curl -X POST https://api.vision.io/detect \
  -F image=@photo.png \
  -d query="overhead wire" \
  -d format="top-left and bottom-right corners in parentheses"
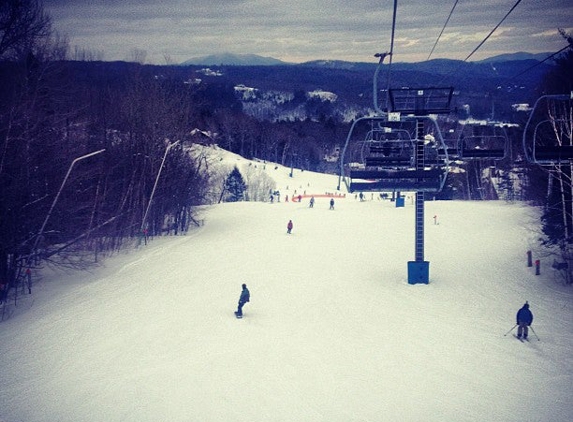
top-left (506, 44), bottom-right (570, 82)
top-left (461, 0), bottom-right (523, 63)
top-left (427, 0), bottom-right (459, 61)
top-left (437, 0), bottom-right (524, 85)
top-left (373, 0), bottom-right (398, 113)
top-left (384, 0), bottom-right (399, 110)
top-left (380, 0), bottom-right (538, 104)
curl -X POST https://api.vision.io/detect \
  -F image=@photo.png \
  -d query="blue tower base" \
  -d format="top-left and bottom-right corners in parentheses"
top-left (396, 197), bottom-right (405, 207)
top-left (408, 261), bottom-right (429, 284)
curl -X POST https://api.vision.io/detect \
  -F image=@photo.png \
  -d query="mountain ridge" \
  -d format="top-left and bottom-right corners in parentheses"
top-left (180, 51), bottom-right (555, 67)
top-left (181, 53), bottom-right (288, 66)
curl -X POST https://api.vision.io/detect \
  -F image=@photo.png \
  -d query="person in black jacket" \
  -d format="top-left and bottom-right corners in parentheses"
top-left (235, 284), bottom-right (250, 318)
top-left (516, 302), bottom-right (533, 339)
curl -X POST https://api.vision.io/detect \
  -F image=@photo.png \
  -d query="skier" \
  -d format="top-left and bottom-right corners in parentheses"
top-left (516, 301), bottom-right (533, 340)
top-left (329, 198), bottom-right (335, 210)
top-left (309, 196), bottom-right (315, 208)
top-left (235, 283), bottom-right (250, 318)
top-left (287, 219), bottom-right (293, 234)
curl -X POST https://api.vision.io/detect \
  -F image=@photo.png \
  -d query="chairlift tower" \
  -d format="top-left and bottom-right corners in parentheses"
top-left (388, 88), bottom-right (453, 284)
top-left (338, 87), bottom-right (453, 284)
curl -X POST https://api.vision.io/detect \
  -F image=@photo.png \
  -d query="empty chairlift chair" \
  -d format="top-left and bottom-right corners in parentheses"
top-left (523, 93), bottom-right (573, 165)
top-left (457, 123), bottom-right (509, 160)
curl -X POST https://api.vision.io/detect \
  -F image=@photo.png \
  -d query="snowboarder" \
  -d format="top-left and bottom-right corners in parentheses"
top-left (329, 198), bottom-right (335, 210)
top-left (287, 219), bottom-right (293, 234)
top-left (516, 301), bottom-right (533, 340)
top-left (235, 283), bottom-right (250, 318)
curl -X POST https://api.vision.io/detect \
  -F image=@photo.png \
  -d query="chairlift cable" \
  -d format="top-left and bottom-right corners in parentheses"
top-left (461, 0), bottom-right (523, 63)
top-left (384, 0), bottom-right (399, 110)
top-left (506, 44), bottom-right (570, 82)
top-left (437, 0), bottom-right (523, 85)
top-left (426, 0), bottom-right (459, 61)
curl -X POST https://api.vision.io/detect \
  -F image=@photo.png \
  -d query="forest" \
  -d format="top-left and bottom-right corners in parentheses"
top-left (1, 0), bottom-right (572, 299)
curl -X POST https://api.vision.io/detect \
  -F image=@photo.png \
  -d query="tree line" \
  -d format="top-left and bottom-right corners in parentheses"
top-left (0, 1), bottom-right (572, 294)
top-left (0, 0), bottom-right (344, 296)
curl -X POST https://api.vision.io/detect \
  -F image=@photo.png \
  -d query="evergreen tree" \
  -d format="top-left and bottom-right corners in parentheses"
top-left (224, 166), bottom-right (247, 202)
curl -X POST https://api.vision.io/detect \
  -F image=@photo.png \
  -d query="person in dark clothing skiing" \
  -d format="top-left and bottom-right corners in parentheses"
top-left (287, 220), bottom-right (293, 234)
top-left (516, 302), bottom-right (533, 339)
top-left (235, 283), bottom-right (250, 318)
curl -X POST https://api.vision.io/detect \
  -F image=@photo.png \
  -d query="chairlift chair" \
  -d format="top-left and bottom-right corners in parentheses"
top-left (338, 115), bottom-right (449, 193)
top-left (523, 93), bottom-right (573, 165)
top-left (457, 122), bottom-right (509, 160)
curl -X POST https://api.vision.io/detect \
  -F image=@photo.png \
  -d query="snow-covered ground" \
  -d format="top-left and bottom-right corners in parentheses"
top-left (1, 150), bottom-right (572, 422)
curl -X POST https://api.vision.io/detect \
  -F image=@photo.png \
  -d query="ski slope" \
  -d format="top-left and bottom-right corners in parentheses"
top-left (1, 149), bottom-right (572, 422)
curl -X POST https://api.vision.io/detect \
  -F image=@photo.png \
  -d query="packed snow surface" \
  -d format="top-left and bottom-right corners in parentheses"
top-left (1, 150), bottom-right (572, 422)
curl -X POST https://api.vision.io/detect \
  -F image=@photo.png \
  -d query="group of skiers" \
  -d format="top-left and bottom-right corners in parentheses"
top-left (235, 281), bottom-right (537, 339)
top-left (283, 197), bottom-right (335, 236)
top-left (236, 287), bottom-right (537, 340)
top-left (308, 196), bottom-right (335, 209)
top-left (235, 284), bottom-right (536, 334)
top-left (246, 194), bottom-right (538, 330)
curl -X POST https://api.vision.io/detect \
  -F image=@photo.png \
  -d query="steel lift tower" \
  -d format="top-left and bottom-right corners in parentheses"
top-left (339, 87), bottom-right (453, 284)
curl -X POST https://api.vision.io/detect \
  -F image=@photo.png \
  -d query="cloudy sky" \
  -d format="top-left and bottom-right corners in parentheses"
top-left (44, 0), bottom-right (572, 64)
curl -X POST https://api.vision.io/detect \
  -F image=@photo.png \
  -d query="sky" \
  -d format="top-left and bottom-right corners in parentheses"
top-left (43, 0), bottom-right (573, 64)
top-left (1, 146), bottom-right (572, 422)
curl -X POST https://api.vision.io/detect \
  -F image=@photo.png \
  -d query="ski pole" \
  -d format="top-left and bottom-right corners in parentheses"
top-left (529, 326), bottom-right (540, 341)
top-left (503, 324), bottom-right (518, 336)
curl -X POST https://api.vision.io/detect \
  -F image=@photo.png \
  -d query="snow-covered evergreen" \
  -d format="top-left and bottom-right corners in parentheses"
top-left (223, 166), bottom-right (247, 202)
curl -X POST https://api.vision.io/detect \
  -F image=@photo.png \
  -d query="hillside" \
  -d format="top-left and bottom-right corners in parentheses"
top-left (188, 57), bottom-right (552, 121)
top-left (1, 150), bottom-right (572, 422)
top-left (20, 54), bottom-right (552, 127)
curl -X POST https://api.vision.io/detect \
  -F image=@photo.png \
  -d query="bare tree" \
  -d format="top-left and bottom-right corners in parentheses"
top-left (0, 0), bottom-right (52, 60)
top-left (534, 30), bottom-right (573, 283)
top-left (129, 48), bottom-right (147, 64)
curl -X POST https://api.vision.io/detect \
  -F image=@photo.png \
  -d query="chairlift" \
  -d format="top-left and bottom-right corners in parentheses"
top-left (338, 115), bottom-right (449, 193)
top-left (457, 122), bottom-right (509, 160)
top-left (523, 93), bottom-right (573, 165)
top-left (363, 123), bottom-right (415, 166)
top-left (361, 34), bottom-right (454, 283)
top-left (388, 87), bottom-right (454, 115)
top-left (441, 137), bottom-right (460, 160)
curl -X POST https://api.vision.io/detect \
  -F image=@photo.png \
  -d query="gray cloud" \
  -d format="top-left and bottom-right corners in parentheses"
top-left (44, 0), bottom-right (573, 64)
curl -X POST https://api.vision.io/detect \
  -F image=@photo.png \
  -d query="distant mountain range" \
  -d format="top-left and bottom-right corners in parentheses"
top-left (180, 51), bottom-right (554, 67)
top-left (478, 52), bottom-right (553, 63)
top-left (181, 53), bottom-right (286, 66)
top-left (174, 50), bottom-right (557, 123)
